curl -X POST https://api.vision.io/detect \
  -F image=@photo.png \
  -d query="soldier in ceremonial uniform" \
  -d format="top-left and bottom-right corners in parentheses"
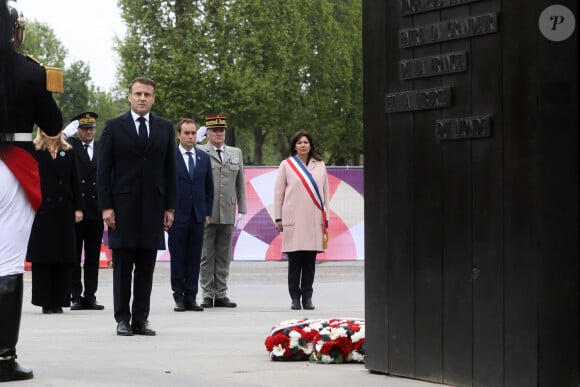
top-left (63, 112), bottom-right (105, 311)
top-left (0, 0), bottom-right (63, 382)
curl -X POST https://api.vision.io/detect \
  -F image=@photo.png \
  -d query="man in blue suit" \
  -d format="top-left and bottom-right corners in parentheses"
top-left (168, 118), bottom-right (214, 312)
top-left (97, 77), bottom-right (177, 336)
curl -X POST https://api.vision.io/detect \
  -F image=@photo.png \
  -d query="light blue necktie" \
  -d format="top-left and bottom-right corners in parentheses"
top-left (186, 151), bottom-right (195, 178)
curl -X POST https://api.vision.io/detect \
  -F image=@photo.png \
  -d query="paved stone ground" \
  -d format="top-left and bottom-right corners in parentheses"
top-left (13, 261), bottom-right (447, 387)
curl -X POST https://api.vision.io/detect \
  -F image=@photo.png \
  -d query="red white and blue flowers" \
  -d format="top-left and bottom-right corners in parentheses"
top-left (265, 318), bottom-right (365, 364)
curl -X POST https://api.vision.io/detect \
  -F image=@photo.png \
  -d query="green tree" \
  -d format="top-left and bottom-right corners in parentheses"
top-left (117, 0), bottom-right (210, 120)
top-left (295, 0), bottom-right (363, 165)
top-left (116, 0), bottom-right (363, 165)
top-left (60, 60), bottom-right (91, 122)
top-left (21, 19), bottom-right (126, 137)
top-left (20, 20), bottom-right (66, 68)
top-left (88, 88), bottom-right (127, 137)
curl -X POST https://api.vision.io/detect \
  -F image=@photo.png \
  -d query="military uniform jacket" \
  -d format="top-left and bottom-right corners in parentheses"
top-left (198, 144), bottom-right (247, 224)
top-left (2, 53), bottom-right (62, 152)
top-left (27, 149), bottom-right (82, 263)
top-left (68, 138), bottom-right (100, 220)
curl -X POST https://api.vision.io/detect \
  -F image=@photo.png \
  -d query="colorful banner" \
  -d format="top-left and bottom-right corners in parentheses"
top-left (102, 167), bottom-right (364, 262)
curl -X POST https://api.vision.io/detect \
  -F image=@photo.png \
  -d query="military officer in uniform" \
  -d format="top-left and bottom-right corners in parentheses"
top-left (0, 0), bottom-right (63, 381)
top-left (199, 115), bottom-right (246, 308)
top-left (64, 112), bottom-right (105, 310)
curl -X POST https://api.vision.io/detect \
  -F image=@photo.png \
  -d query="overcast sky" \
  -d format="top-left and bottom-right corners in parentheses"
top-left (21, 0), bottom-right (126, 91)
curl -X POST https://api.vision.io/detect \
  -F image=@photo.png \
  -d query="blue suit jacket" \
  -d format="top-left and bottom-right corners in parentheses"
top-left (174, 146), bottom-right (214, 224)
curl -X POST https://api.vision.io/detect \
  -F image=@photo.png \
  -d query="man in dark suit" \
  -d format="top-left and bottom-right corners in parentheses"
top-left (64, 112), bottom-right (105, 311)
top-left (97, 77), bottom-right (177, 337)
top-left (168, 118), bottom-right (213, 312)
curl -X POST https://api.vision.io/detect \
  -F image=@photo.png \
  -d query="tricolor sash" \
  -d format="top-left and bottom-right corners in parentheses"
top-left (286, 155), bottom-right (328, 249)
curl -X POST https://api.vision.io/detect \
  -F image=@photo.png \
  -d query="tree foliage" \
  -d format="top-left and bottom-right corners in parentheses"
top-left (20, 20), bottom-right (66, 68)
top-left (21, 20), bottom-right (124, 135)
top-left (116, 0), bottom-right (362, 165)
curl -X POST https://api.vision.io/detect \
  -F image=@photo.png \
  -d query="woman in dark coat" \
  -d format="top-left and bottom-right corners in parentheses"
top-left (27, 130), bottom-right (83, 314)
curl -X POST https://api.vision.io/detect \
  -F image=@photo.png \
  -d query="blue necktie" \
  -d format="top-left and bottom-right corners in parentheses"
top-left (186, 151), bottom-right (195, 178)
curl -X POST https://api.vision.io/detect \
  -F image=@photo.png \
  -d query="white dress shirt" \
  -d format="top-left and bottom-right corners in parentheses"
top-left (131, 111), bottom-right (150, 136)
top-left (179, 145), bottom-right (196, 173)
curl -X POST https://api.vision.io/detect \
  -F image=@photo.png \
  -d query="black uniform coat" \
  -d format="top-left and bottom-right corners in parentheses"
top-left (1, 53), bottom-right (62, 146)
top-left (27, 149), bottom-right (82, 263)
top-left (97, 111), bottom-right (177, 250)
top-left (68, 138), bottom-right (100, 220)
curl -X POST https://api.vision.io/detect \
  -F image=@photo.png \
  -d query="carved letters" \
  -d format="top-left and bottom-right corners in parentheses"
top-left (399, 13), bottom-right (498, 48)
top-left (385, 2), bottom-right (497, 139)
top-left (400, 0), bottom-right (481, 16)
top-left (436, 116), bottom-right (492, 139)
top-left (400, 51), bottom-right (467, 80)
top-left (385, 87), bottom-right (452, 113)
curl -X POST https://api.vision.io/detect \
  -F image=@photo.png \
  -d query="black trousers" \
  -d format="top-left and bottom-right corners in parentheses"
top-left (71, 219), bottom-right (104, 302)
top-left (287, 250), bottom-right (317, 301)
top-left (112, 248), bottom-right (156, 325)
top-left (31, 262), bottom-right (72, 308)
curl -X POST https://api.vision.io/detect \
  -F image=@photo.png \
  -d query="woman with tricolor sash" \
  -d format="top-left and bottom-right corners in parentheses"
top-left (274, 131), bottom-right (329, 311)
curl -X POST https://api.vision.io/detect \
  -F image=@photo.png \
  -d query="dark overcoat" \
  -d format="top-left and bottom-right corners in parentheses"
top-left (27, 148), bottom-right (82, 263)
top-left (97, 111), bottom-right (177, 249)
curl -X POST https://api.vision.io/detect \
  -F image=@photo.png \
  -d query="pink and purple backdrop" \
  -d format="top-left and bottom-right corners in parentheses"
top-left (102, 167), bottom-right (364, 262)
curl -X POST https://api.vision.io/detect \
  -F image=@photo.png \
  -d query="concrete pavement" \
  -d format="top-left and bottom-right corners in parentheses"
top-left (13, 261), bottom-right (446, 387)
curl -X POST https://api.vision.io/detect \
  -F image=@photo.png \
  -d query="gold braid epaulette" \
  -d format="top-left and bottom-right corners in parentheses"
top-left (25, 54), bottom-right (64, 94)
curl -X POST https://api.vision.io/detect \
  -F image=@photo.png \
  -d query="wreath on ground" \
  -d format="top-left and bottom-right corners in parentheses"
top-left (264, 318), bottom-right (365, 364)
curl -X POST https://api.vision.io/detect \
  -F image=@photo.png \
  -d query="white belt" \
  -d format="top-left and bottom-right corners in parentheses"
top-left (13, 133), bottom-right (32, 142)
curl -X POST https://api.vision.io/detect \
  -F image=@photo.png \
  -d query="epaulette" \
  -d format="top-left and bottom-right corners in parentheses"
top-left (26, 54), bottom-right (64, 94)
top-left (25, 54), bottom-right (41, 65)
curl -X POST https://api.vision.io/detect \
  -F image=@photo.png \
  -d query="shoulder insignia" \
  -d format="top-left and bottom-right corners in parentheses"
top-left (26, 54), bottom-right (42, 65)
top-left (45, 66), bottom-right (64, 93)
top-left (25, 55), bottom-right (64, 93)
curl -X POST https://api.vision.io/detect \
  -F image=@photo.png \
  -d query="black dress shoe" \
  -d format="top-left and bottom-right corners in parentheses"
top-left (214, 297), bottom-right (236, 308)
top-left (0, 360), bottom-right (33, 382)
top-left (174, 300), bottom-right (186, 312)
top-left (53, 307), bottom-right (63, 314)
top-left (83, 299), bottom-right (105, 310)
top-left (302, 299), bottom-right (315, 310)
top-left (11, 361), bottom-right (33, 381)
top-left (201, 297), bottom-right (213, 308)
top-left (116, 320), bottom-right (133, 336)
top-left (185, 301), bottom-right (204, 311)
top-left (42, 307), bottom-right (53, 314)
top-left (70, 298), bottom-right (84, 310)
top-left (291, 299), bottom-right (301, 310)
top-left (132, 321), bottom-right (156, 336)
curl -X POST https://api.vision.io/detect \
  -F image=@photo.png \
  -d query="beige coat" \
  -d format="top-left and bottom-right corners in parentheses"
top-left (198, 144), bottom-right (247, 224)
top-left (274, 158), bottom-right (329, 253)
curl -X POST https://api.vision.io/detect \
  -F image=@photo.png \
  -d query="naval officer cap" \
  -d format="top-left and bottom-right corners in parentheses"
top-left (71, 111), bottom-right (98, 129)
